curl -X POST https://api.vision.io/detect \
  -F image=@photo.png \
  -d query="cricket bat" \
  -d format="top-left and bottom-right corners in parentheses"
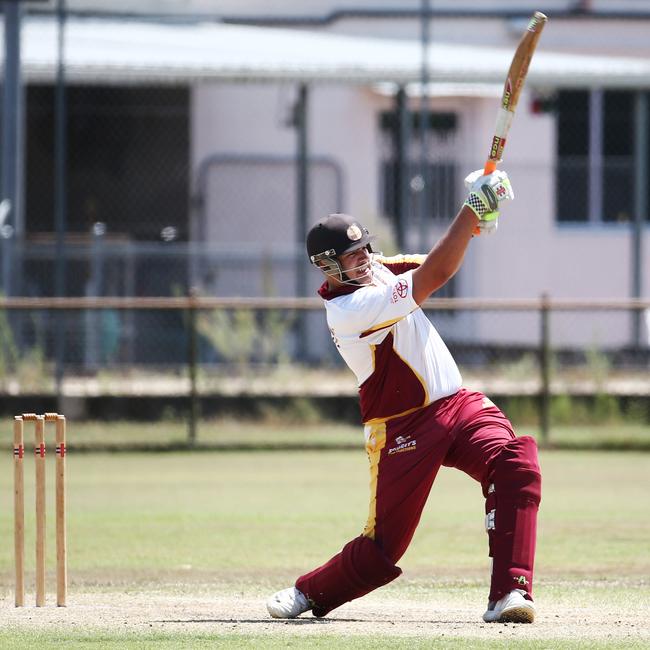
top-left (474, 11), bottom-right (547, 233)
top-left (485, 11), bottom-right (547, 174)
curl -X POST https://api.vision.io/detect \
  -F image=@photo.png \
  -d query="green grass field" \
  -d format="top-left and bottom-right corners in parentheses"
top-left (0, 427), bottom-right (649, 647)
top-left (1, 418), bottom-right (645, 451)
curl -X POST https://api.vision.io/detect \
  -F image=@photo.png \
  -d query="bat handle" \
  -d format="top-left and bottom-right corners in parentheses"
top-left (472, 160), bottom-right (498, 234)
top-left (483, 160), bottom-right (497, 175)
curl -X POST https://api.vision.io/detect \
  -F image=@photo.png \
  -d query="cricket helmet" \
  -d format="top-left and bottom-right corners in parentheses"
top-left (306, 214), bottom-right (375, 281)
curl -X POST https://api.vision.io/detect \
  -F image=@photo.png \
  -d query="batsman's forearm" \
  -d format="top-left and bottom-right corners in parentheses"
top-left (411, 206), bottom-right (479, 304)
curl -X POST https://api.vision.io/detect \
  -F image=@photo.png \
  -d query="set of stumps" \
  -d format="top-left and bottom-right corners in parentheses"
top-left (13, 413), bottom-right (67, 607)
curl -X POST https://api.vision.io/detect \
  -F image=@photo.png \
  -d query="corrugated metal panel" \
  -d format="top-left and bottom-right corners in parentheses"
top-left (3, 17), bottom-right (650, 87)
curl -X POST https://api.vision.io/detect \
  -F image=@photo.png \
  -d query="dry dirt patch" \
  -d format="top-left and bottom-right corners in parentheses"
top-left (1, 591), bottom-right (649, 644)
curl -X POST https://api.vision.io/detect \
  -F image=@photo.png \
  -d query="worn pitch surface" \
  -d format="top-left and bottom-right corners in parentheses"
top-left (1, 581), bottom-right (649, 645)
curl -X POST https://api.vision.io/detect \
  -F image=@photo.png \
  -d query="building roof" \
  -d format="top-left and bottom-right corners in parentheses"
top-left (6, 17), bottom-right (650, 88)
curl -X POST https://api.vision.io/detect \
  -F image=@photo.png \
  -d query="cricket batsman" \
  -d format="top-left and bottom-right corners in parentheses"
top-left (266, 168), bottom-right (541, 623)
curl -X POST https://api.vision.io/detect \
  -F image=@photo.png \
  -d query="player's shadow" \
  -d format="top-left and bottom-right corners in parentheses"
top-left (155, 617), bottom-right (366, 625)
top-left (154, 617), bottom-right (456, 625)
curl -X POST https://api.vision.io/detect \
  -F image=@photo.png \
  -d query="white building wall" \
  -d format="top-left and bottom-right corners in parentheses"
top-left (191, 78), bottom-right (650, 347)
top-left (191, 83), bottom-right (382, 236)
top-left (193, 83), bottom-right (295, 160)
top-left (311, 86), bottom-right (382, 227)
top-left (471, 95), bottom-right (557, 300)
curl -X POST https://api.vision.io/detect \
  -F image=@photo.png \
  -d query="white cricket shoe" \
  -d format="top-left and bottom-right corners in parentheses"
top-left (483, 588), bottom-right (535, 623)
top-left (266, 587), bottom-right (311, 619)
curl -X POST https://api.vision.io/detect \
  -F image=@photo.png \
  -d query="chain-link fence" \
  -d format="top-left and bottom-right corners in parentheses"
top-left (1, 10), bottom-right (648, 295)
top-left (1, 297), bottom-right (648, 443)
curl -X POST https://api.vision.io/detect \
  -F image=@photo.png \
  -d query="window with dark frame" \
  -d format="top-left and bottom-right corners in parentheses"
top-left (26, 85), bottom-right (190, 241)
top-left (23, 84), bottom-right (190, 300)
top-left (556, 89), bottom-right (650, 224)
top-left (379, 111), bottom-right (458, 225)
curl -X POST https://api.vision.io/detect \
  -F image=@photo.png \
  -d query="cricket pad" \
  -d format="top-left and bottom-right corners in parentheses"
top-left (296, 535), bottom-right (402, 617)
top-left (487, 435), bottom-right (542, 601)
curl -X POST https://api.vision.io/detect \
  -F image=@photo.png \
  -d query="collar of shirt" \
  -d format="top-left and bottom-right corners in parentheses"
top-left (317, 279), bottom-right (360, 301)
top-left (317, 261), bottom-right (396, 300)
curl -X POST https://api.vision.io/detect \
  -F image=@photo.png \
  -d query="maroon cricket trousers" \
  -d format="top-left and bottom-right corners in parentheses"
top-left (296, 388), bottom-right (542, 617)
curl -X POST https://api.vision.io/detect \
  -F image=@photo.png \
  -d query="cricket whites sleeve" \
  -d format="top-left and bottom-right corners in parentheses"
top-left (324, 264), bottom-right (462, 423)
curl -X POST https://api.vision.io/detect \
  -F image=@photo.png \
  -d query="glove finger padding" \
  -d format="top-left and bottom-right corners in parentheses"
top-left (464, 169), bottom-right (514, 201)
top-left (463, 169), bottom-right (514, 223)
top-left (464, 169), bottom-right (484, 189)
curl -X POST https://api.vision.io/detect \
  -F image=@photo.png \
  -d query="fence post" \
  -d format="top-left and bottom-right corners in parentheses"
top-left (539, 292), bottom-right (551, 444)
top-left (187, 289), bottom-right (199, 447)
top-left (294, 83), bottom-right (309, 362)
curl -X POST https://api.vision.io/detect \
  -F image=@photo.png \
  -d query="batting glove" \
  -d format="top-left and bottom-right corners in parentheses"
top-left (463, 169), bottom-right (514, 235)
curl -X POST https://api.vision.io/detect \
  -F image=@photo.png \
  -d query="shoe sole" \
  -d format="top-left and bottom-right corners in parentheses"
top-left (496, 606), bottom-right (535, 624)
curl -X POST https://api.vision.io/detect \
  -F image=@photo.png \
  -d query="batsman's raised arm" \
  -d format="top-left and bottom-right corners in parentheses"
top-left (411, 168), bottom-right (514, 305)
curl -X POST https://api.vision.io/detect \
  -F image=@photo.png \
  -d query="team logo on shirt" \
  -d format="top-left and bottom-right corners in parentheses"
top-left (391, 279), bottom-right (408, 303)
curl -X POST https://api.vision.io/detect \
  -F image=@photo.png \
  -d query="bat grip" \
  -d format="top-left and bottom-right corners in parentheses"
top-left (483, 160), bottom-right (497, 175)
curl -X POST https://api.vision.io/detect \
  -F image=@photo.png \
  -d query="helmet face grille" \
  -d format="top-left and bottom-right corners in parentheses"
top-left (315, 256), bottom-right (344, 281)
top-left (309, 249), bottom-right (336, 264)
